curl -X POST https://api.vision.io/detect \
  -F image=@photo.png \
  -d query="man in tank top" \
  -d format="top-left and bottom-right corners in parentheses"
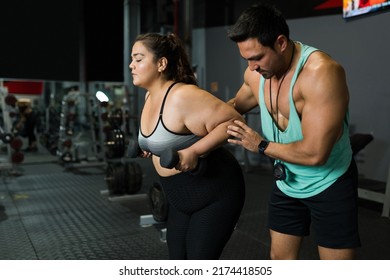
top-left (226, 3), bottom-right (361, 260)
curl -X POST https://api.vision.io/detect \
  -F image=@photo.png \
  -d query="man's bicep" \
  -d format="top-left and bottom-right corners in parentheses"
top-left (300, 76), bottom-right (348, 160)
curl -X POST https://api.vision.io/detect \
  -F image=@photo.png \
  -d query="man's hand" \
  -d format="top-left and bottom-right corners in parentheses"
top-left (227, 120), bottom-right (263, 153)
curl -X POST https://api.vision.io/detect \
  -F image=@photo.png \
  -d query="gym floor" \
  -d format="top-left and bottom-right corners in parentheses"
top-left (0, 145), bottom-right (389, 260)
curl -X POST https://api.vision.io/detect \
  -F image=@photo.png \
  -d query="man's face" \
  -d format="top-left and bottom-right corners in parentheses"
top-left (237, 38), bottom-right (277, 79)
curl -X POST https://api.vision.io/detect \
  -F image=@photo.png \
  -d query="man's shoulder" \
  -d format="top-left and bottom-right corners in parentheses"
top-left (244, 67), bottom-right (260, 83)
top-left (302, 47), bottom-right (342, 74)
top-left (243, 68), bottom-right (260, 95)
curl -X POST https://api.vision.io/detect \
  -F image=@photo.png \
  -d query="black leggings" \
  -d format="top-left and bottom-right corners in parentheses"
top-left (159, 147), bottom-right (245, 260)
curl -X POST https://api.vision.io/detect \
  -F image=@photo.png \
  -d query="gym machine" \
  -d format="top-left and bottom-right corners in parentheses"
top-left (93, 84), bottom-right (144, 198)
top-left (0, 85), bottom-right (25, 177)
top-left (57, 88), bottom-right (104, 168)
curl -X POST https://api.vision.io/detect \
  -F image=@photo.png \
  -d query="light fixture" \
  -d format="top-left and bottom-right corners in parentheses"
top-left (95, 90), bottom-right (109, 102)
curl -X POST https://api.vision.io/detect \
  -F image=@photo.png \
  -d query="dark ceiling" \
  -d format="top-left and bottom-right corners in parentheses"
top-left (0, 0), bottom-right (340, 82)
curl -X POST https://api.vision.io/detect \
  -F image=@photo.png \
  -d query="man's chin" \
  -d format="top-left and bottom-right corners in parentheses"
top-left (261, 73), bottom-right (271, 79)
top-left (256, 70), bottom-right (270, 79)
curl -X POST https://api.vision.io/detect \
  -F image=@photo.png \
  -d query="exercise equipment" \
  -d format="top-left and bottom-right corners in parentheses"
top-left (4, 94), bottom-right (17, 107)
top-left (124, 161), bottom-right (143, 194)
top-left (160, 149), bottom-right (207, 176)
top-left (106, 163), bottom-right (126, 195)
top-left (56, 90), bottom-right (104, 165)
top-left (126, 140), bottom-right (206, 175)
top-left (350, 133), bottom-right (390, 218)
top-left (10, 137), bottom-right (23, 150)
top-left (105, 162), bottom-right (143, 195)
top-left (0, 132), bottom-right (13, 144)
top-left (104, 128), bottom-right (125, 159)
top-left (108, 108), bottom-right (124, 128)
top-left (127, 139), bottom-right (142, 158)
top-left (0, 88), bottom-right (25, 166)
top-left (11, 151), bottom-right (24, 163)
top-left (60, 151), bottom-right (73, 163)
top-left (148, 181), bottom-right (169, 222)
top-left (350, 133), bottom-right (374, 156)
top-left (39, 106), bottom-right (60, 156)
top-left (0, 124), bottom-right (15, 144)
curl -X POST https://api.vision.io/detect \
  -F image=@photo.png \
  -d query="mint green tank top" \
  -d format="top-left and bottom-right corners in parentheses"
top-left (259, 42), bottom-right (352, 198)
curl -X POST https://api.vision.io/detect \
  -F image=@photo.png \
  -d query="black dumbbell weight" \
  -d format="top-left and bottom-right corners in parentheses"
top-left (159, 149), bottom-right (206, 176)
top-left (127, 139), bottom-right (143, 158)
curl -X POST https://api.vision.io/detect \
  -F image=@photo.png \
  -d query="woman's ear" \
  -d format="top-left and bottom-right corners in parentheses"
top-left (158, 57), bottom-right (168, 72)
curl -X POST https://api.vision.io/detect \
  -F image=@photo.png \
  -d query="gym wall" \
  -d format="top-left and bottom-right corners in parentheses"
top-left (289, 12), bottom-right (390, 182)
top-left (194, 11), bottom-right (390, 182)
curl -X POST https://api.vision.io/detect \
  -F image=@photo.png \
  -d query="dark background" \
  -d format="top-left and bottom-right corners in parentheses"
top-left (0, 0), bottom-right (341, 82)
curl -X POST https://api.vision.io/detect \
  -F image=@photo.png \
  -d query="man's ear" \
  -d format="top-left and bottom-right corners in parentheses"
top-left (275, 35), bottom-right (289, 52)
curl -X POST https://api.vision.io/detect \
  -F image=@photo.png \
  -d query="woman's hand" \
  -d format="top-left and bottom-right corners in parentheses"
top-left (175, 148), bottom-right (199, 172)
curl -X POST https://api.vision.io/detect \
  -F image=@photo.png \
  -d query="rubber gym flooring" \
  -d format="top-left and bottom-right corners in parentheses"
top-left (0, 147), bottom-right (389, 260)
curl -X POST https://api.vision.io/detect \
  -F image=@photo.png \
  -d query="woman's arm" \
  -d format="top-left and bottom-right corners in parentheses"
top-left (166, 84), bottom-right (245, 171)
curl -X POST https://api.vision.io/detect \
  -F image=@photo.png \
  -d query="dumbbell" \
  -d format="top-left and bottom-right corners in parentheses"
top-left (127, 140), bottom-right (206, 176)
top-left (159, 149), bottom-right (207, 176)
top-left (127, 139), bottom-right (143, 158)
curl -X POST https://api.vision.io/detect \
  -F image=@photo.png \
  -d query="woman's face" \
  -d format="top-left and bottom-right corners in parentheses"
top-left (129, 41), bottom-right (159, 88)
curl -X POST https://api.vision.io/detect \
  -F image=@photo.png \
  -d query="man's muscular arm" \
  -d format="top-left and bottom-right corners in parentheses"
top-left (228, 54), bottom-right (349, 166)
top-left (227, 67), bottom-right (259, 114)
top-left (268, 56), bottom-right (349, 166)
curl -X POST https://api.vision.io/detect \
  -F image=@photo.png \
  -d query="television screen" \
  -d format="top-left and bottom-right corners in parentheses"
top-left (343, 0), bottom-right (390, 18)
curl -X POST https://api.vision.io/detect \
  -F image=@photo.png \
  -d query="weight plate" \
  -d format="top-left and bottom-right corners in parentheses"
top-left (148, 181), bottom-right (168, 223)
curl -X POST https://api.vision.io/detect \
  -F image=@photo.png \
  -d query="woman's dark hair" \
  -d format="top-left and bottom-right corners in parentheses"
top-left (134, 33), bottom-right (197, 85)
top-left (227, 2), bottom-right (289, 49)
